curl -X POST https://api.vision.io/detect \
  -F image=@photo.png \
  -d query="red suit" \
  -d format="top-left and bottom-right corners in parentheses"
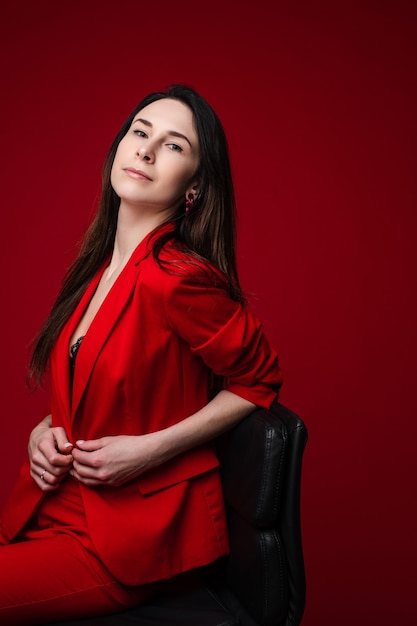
top-left (0, 225), bottom-right (282, 617)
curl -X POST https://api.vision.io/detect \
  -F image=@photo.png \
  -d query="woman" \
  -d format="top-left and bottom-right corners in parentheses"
top-left (0, 85), bottom-right (282, 624)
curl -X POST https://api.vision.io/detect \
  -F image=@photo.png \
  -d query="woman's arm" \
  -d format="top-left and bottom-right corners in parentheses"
top-left (70, 390), bottom-right (255, 487)
top-left (153, 389), bottom-right (255, 459)
top-left (71, 263), bottom-right (280, 488)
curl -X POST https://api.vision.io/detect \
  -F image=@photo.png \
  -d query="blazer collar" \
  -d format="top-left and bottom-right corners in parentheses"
top-left (130, 220), bottom-right (175, 265)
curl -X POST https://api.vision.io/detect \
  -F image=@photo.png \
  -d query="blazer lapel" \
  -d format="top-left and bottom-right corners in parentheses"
top-left (52, 222), bottom-right (174, 424)
top-left (50, 266), bottom-right (107, 430)
top-left (71, 237), bottom-right (156, 419)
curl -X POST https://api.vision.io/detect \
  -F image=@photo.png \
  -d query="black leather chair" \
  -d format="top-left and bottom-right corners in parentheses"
top-left (49, 403), bottom-right (307, 626)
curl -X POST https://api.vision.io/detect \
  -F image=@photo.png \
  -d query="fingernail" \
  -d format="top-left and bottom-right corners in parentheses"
top-left (76, 440), bottom-right (85, 445)
top-left (64, 442), bottom-right (73, 448)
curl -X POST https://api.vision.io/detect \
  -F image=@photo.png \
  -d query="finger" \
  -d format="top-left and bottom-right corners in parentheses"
top-left (37, 433), bottom-right (74, 464)
top-left (35, 445), bottom-right (73, 470)
top-left (71, 448), bottom-right (97, 468)
top-left (75, 439), bottom-right (104, 452)
top-left (70, 465), bottom-right (103, 485)
top-left (30, 467), bottom-right (61, 492)
top-left (53, 428), bottom-right (74, 454)
top-left (72, 443), bottom-right (105, 469)
top-left (31, 461), bottom-right (70, 486)
top-left (31, 446), bottom-right (73, 478)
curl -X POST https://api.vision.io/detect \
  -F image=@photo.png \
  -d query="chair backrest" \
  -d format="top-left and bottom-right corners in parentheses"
top-left (217, 402), bottom-right (308, 626)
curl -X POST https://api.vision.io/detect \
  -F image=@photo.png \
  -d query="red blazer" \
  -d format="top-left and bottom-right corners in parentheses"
top-left (1, 225), bottom-right (282, 585)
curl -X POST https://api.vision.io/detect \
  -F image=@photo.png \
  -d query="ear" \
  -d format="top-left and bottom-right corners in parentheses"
top-left (185, 180), bottom-right (200, 200)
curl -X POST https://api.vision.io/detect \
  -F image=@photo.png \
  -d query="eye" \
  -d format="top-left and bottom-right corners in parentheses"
top-left (134, 129), bottom-right (148, 138)
top-left (167, 143), bottom-right (183, 152)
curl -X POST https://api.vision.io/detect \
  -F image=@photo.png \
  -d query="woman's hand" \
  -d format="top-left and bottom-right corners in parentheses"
top-left (71, 434), bottom-right (158, 487)
top-left (71, 391), bottom-right (255, 488)
top-left (28, 415), bottom-right (74, 492)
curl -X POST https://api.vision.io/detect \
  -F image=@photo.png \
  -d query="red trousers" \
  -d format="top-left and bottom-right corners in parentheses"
top-left (0, 479), bottom-right (154, 625)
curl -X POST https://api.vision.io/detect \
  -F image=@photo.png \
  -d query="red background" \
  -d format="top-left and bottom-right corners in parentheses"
top-left (1, 1), bottom-right (416, 624)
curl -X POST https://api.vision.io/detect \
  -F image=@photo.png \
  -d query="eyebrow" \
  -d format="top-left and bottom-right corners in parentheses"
top-left (133, 118), bottom-right (193, 148)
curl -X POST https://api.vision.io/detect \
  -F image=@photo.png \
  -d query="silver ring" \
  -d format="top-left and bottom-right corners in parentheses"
top-left (40, 469), bottom-right (46, 480)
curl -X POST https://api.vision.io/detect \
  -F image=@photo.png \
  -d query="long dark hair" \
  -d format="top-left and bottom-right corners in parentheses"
top-left (29, 84), bottom-right (244, 387)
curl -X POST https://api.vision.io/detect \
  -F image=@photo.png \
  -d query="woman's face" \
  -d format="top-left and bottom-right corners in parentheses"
top-left (110, 98), bottom-right (200, 215)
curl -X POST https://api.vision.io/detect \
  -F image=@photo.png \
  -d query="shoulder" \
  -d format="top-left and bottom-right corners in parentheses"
top-left (141, 239), bottom-right (230, 295)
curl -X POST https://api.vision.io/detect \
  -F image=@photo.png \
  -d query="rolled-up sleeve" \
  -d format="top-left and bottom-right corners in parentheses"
top-left (163, 271), bottom-right (283, 409)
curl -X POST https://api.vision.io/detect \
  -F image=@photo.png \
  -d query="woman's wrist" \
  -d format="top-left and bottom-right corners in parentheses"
top-left (141, 430), bottom-right (172, 468)
top-left (43, 414), bottom-right (52, 426)
top-left (31, 414), bottom-right (52, 437)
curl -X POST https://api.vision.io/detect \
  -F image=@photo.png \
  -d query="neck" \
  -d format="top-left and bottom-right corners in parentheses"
top-left (107, 201), bottom-right (173, 276)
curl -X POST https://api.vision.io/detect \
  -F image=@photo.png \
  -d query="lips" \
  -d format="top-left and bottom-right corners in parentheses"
top-left (123, 167), bottom-right (152, 181)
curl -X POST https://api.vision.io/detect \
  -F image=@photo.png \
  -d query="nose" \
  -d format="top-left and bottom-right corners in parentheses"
top-left (137, 145), bottom-right (154, 163)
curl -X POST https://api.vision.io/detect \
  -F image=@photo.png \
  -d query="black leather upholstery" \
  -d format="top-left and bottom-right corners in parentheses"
top-left (48, 403), bottom-right (307, 626)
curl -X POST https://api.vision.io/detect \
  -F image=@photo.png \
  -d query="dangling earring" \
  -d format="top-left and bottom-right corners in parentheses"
top-left (186, 192), bottom-right (194, 214)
